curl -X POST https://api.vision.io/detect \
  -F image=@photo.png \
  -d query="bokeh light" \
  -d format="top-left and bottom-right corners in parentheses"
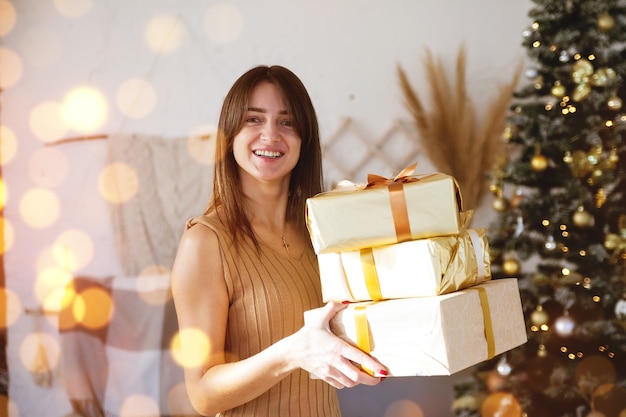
top-left (116, 78), bottom-right (157, 119)
top-left (29, 147), bottom-right (69, 187)
top-left (54, 0), bottom-right (93, 18)
top-left (0, 47), bottom-right (23, 89)
top-left (481, 392), bottom-right (522, 417)
top-left (0, 217), bottom-right (14, 255)
top-left (19, 188), bottom-right (61, 228)
top-left (167, 383), bottom-right (196, 416)
top-left (19, 332), bottom-right (61, 374)
top-left (170, 328), bottom-right (210, 368)
top-left (0, 177), bottom-right (7, 209)
top-left (30, 101), bottom-right (68, 143)
top-left (20, 26), bottom-right (62, 67)
top-left (203, 4), bottom-right (243, 44)
top-left (72, 287), bottom-right (113, 329)
top-left (0, 1), bottom-right (17, 36)
top-left (119, 394), bottom-right (159, 417)
top-left (35, 265), bottom-right (73, 314)
top-left (0, 288), bottom-right (22, 328)
top-left (62, 86), bottom-right (108, 133)
top-left (383, 400), bottom-right (424, 417)
top-left (137, 264), bottom-right (172, 306)
top-left (99, 162), bottom-right (139, 204)
top-left (145, 14), bottom-right (185, 54)
top-left (0, 124), bottom-right (18, 165)
top-left (52, 229), bottom-right (94, 271)
top-left (187, 125), bottom-right (216, 164)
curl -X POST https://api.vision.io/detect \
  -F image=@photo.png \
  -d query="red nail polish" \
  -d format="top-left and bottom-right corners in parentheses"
top-left (341, 300), bottom-right (350, 304)
top-left (378, 369), bottom-right (388, 376)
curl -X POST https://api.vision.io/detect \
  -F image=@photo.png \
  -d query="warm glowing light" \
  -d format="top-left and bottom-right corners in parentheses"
top-left (52, 229), bottom-right (94, 271)
top-left (73, 287), bottom-right (113, 329)
top-left (116, 78), bottom-right (157, 119)
top-left (204, 4), bottom-right (243, 44)
top-left (542, 219), bottom-right (550, 226)
top-left (0, 1), bottom-right (17, 36)
top-left (98, 162), bottom-right (139, 203)
top-left (19, 332), bottom-right (61, 373)
top-left (0, 177), bottom-right (7, 209)
top-left (137, 265), bottom-right (171, 306)
top-left (145, 14), bottom-right (185, 54)
top-left (384, 400), bottom-right (424, 417)
top-left (171, 328), bottom-right (211, 368)
top-left (54, 0), bottom-right (93, 18)
top-left (0, 125), bottom-right (18, 165)
top-left (0, 288), bottom-right (22, 328)
top-left (35, 266), bottom-right (73, 311)
top-left (63, 86), bottom-right (108, 133)
top-left (187, 125), bottom-right (217, 164)
top-left (29, 147), bottom-right (69, 187)
top-left (0, 47), bottom-right (22, 88)
top-left (119, 394), bottom-right (159, 417)
top-left (19, 188), bottom-right (61, 228)
top-left (57, 286), bottom-right (78, 331)
top-left (30, 101), bottom-right (68, 143)
top-left (562, 268), bottom-right (571, 275)
top-left (20, 26), bottom-right (62, 67)
top-left (0, 217), bottom-right (14, 254)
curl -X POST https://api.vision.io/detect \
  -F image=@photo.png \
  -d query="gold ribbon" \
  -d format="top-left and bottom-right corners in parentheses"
top-left (354, 304), bottom-right (375, 375)
top-left (470, 286), bottom-right (496, 359)
top-left (359, 248), bottom-right (383, 301)
top-left (365, 163), bottom-right (419, 244)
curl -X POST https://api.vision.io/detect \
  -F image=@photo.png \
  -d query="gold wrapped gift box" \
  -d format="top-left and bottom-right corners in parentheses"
top-left (327, 279), bottom-right (527, 376)
top-left (318, 228), bottom-right (491, 302)
top-left (306, 172), bottom-right (463, 254)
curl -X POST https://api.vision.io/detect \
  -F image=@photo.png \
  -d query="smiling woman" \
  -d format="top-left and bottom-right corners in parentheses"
top-left (1, 0), bottom-right (533, 415)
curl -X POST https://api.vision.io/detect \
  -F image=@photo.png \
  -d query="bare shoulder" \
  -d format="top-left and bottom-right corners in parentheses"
top-left (172, 212), bottom-right (224, 289)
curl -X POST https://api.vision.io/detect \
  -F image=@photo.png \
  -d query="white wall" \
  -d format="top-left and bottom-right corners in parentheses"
top-left (1, 0), bottom-right (532, 416)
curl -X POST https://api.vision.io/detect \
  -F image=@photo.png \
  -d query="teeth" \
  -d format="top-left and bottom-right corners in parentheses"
top-left (254, 150), bottom-right (282, 158)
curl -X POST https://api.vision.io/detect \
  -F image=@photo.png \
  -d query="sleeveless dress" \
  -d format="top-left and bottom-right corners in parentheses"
top-left (187, 214), bottom-right (342, 417)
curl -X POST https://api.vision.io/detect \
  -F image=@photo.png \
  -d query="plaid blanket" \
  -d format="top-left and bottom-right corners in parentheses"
top-left (60, 274), bottom-right (199, 417)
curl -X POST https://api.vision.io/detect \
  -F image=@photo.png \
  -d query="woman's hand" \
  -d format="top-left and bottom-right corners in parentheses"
top-left (289, 301), bottom-right (387, 389)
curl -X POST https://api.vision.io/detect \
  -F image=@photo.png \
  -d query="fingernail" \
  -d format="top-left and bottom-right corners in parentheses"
top-left (341, 300), bottom-right (350, 304)
top-left (377, 369), bottom-right (388, 377)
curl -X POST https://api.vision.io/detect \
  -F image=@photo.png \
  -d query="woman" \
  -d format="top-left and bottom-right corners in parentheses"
top-left (171, 65), bottom-right (387, 417)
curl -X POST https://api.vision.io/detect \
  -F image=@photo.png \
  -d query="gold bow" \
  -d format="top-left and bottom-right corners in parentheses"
top-left (366, 162), bottom-right (419, 188)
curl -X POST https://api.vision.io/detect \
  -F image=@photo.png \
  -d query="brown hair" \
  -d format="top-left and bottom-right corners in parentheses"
top-left (206, 65), bottom-right (323, 248)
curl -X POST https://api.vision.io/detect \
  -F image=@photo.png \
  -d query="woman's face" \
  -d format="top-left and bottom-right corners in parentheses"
top-left (233, 81), bottom-right (301, 185)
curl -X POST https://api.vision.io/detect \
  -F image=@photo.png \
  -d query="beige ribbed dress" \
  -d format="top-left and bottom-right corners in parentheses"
top-left (187, 214), bottom-right (342, 417)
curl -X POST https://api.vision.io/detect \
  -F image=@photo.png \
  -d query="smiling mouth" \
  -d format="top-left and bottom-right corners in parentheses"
top-left (253, 150), bottom-right (283, 158)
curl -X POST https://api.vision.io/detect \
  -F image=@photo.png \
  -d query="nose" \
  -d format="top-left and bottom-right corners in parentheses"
top-left (260, 121), bottom-right (280, 142)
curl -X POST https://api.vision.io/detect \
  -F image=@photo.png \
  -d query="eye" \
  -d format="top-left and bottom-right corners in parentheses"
top-left (280, 119), bottom-right (293, 127)
top-left (245, 116), bottom-right (261, 123)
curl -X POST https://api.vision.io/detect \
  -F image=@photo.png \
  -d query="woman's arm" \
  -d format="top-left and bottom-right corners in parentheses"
top-left (171, 224), bottom-right (385, 416)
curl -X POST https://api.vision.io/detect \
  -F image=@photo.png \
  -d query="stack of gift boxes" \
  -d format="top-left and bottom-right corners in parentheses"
top-left (305, 166), bottom-right (527, 376)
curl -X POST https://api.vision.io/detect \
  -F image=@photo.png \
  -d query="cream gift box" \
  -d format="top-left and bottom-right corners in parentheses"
top-left (306, 168), bottom-right (464, 254)
top-left (318, 228), bottom-right (491, 302)
top-left (324, 278), bottom-right (527, 376)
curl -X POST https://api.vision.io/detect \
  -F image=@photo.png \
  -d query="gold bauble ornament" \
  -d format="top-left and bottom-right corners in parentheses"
top-left (597, 13), bottom-right (616, 32)
top-left (573, 206), bottom-right (595, 227)
top-left (531, 153), bottom-right (549, 171)
top-left (607, 95), bottom-right (623, 110)
top-left (492, 196), bottom-right (509, 212)
top-left (551, 82), bottom-right (566, 98)
top-left (531, 305), bottom-right (549, 326)
top-left (502, 258), bottom-right (521, 276)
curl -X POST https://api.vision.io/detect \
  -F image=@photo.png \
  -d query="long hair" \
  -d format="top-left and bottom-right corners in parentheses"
top-left (206, 65), bottom-right (324, 248)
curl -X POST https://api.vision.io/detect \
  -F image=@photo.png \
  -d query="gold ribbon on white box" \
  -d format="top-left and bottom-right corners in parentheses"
top-left (306, 164), bottom-right (464, 254)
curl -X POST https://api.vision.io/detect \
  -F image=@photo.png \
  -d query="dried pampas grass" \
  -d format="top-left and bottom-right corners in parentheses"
top-left (398, 44), bottom-right (521, 211)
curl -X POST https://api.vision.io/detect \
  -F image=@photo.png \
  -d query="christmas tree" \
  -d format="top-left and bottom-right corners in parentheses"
top-left (453, 1), bottom-right (626, 416)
